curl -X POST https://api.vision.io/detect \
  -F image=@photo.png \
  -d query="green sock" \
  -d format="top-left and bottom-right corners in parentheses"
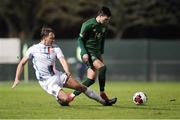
top-left (73, 78), bottom-right (95, 96)
top-left (98, 65), bottom-right (106, 92)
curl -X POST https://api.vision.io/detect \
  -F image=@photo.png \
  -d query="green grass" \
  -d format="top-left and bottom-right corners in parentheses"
top-left (0, 81), bottom-right (180, 119)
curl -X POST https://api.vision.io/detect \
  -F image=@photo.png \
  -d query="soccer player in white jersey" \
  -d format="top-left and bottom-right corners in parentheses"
top-left (12, 26), bottom-right (115, 106)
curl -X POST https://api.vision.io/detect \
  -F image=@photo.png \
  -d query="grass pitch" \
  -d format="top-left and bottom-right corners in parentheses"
top-left (0, 81), bottom-right (180, 119)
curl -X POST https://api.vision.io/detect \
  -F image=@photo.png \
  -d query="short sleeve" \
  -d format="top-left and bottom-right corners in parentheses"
top-left (55, 47), bottom-right (64, 59)
top-left (25, 46), bottom-right (33, 59)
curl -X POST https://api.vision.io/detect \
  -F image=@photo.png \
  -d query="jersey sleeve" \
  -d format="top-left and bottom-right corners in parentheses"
top-left (55, 47), bottom-right (64, 59)
top-left (100, 32), bottom-right (106, 54)
top-left (25, 46), bottom-right (33, 59)
top-left (79, 22), bottom-right (90, 39)
top-left (78, 37), bottom-right (87, 56)
top-left (78, 23), bottom-right (91, 55)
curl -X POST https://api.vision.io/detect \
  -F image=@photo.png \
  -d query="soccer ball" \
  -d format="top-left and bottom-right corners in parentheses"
top-left (133, 92), bottom-right (147, 105)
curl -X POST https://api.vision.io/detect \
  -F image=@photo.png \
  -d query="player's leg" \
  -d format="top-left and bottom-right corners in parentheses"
top-left (39, 74), bottom-right (71, 106)
top-left (73, 67), bottom-right (96, 96)
top-left (93, 59), bottom-right (117, 104)
top-left (93, 59), bottom-right (106, 93)
top-left (64, 76), bottom-right (111, 105)
top-left (56, 89), bottom-right (71, 106)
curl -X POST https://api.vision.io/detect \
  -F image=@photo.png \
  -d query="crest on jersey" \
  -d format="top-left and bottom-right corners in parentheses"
top-left (48, 47), bottom-right (54, 53)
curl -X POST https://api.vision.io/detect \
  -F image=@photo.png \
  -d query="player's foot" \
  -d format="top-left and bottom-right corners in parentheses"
top-left (103, 97), bottom-right (117, 106)
top-left (100, 92), bottom-right (117, 105)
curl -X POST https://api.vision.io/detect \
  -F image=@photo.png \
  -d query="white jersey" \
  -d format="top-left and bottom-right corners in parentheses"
top-left (25, 43), bottom-right (64, 81)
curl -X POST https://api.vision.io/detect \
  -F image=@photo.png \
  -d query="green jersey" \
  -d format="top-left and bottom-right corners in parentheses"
top-left (78, 18), bottom-right (107, 57)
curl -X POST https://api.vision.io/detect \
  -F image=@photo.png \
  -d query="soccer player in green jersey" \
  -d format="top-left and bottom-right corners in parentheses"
top-left (70, 6), bottom-right (117, 105)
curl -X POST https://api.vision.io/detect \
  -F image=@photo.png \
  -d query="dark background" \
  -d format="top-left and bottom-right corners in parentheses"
top-left (0, 0), bottom-right (180, 40)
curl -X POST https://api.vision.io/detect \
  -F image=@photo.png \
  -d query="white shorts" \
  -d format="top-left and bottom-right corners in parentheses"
top-left (38, 71), bottom-right (68, 97)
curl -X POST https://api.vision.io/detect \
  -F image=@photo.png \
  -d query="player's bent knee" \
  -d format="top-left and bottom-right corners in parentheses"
top-left (87, 69), bottom-right (96, 79)
top-left (58, 95), bottom-right (68, 102)
top-left (57, 90), bottom-right (69, 102)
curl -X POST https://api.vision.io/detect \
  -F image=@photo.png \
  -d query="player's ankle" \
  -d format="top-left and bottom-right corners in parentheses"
top-left (100, 92), bottom-right (109, 101)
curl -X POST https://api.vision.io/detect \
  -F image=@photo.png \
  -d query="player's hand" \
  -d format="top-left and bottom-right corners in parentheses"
top-left (66, 72), bottom-right (72, 78)
top-left (12, 79), bottom-right (20, 88)
top-left (82, 54), bottom-right (89, 63)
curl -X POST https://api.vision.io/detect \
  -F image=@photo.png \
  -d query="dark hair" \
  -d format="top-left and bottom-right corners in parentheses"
top-left (40, 26), bottom-right (55, 38)
top-left (98, 6), bottom-right (111, 17)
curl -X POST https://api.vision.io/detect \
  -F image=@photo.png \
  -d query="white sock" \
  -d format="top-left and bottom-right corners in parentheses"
top-left (84, 87), bottom-right (105, 105)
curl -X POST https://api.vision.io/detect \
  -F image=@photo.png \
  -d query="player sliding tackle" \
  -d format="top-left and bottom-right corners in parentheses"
top-left (12, 26), bottom-right (116, 106)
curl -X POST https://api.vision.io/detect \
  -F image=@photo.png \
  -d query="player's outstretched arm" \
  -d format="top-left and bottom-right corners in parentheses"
top-left (12, 56), bottom-right (28, 88)
top-left (58, 57), bottom-right (71, 76)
